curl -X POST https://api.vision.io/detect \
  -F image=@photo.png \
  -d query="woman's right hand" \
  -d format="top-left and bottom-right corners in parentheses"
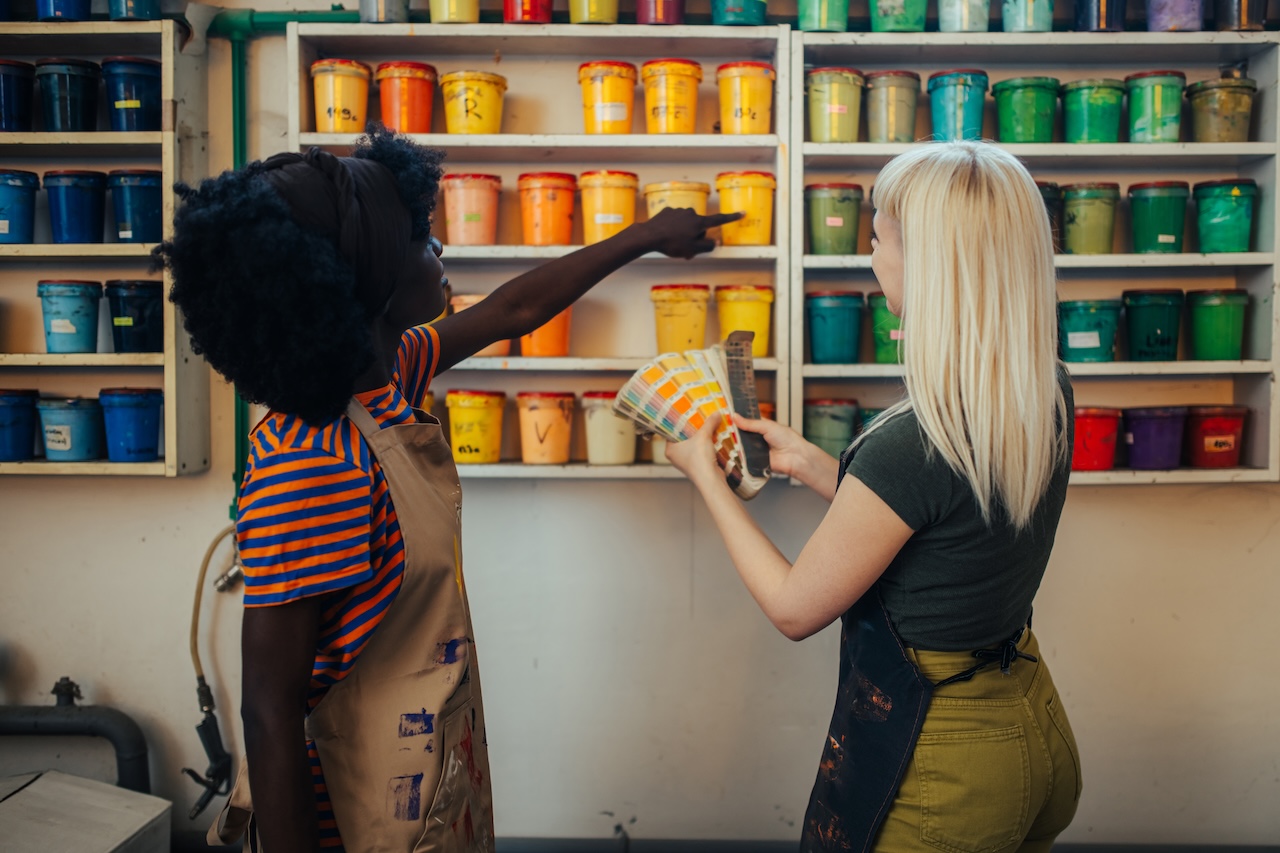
top-left (732, 413), bottom-right (815, 480)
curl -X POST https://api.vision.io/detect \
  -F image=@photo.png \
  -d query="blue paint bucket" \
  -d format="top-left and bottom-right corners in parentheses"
top-left (109, 0), bottom-right (160, 19)
top-left (44, 170), bottom-right (106, 244)
top-left (106, 280), bottom-right (164, 352)
top-left (100, 387), bottom-right (163, 462)
top-left (38, 280), bottom-right (102, 353)
top-left (108, 170), bottom-right (162, 243)
top-left (36, 0), bottom-right (91, 20)
top-left (0, 170), bottom-right (40, 244)
top-left (806, 290), bottom-right (864, 364)
top-left (0, 60), bottom-right (35, 132)
top-left (102, 57), bottom-right (162, 131)
top-left (36, 397), bottom-right (105, 462)
top-left (0, 390), bottom-right (40, 462)
top-left (927, 68), bottom-right (988, 141)
top-left (35, 58), bottom-right (100, 132)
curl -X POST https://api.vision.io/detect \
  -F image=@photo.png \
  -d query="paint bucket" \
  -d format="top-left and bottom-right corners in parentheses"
top-left (1062, 78), bottom-right (1125, 143)
top-left (865, 71), bottom-right (920, 143)
top-left (109, 0), bottom-right (159, 19)
top-left (1123, 406), bottom-right (1187, 469)
top-left (870, 0), bottom-right (927, 30)
top-left (442, 174), bottom-right (501, 246)
top-left (1037, 181), bottom-right (1064, 252)
top-left (651, 436), bottom-right (672, 464)
top-left (715, 285), bottom-right (773, 356)
top-left (36, 397), bottom-right (104, 462)
top-left (583, 391), bottom-right (636, 464)
top-left (651, 284), bottom-right (709, 352)
top-left (806, 290), bottom-right (864, 364)
top-left (1121, 289), bottom-right (1182, 361)
top-left (446, 390), bottom-right (506, 464)
top-left (570, 0), bottom-right (618, 22)
top-left (712, 0), bottom-right (767, 25)
top-left (940, 0), bottom-right (991, 31)
top-left (360, 0), bottom-right (410, 23)
top-left (430, 0), bottom-right (481, 22)
top-left (102, 57), bottom-right (161, 131)
top-left (0, 390), bottom-right (39, 462)
top-left (108, 170), bottom-right (163, 243)
top-left (1186, 289), bottom-right (1247, 360)
top-left (1002, 0), bottom-right (1054, 30)
top-left (1146, 0), bottom-right (1202, 29)
top-left (644, 181), bottom-right (710, 217)
top-left (106, 280), bottom-right (164, 353)
top-left (1186, 75), bottom-right (1256, 143)
top-left (1072, 407), bottom-right (1122, 471)
top-left (927, 69), bottom-right (988, 142)
top-left (518, 172), bottom-right (577, 246)
top-left (0, 61), bottom-right (35, 132)
top-left (451, 294), bottom-right (510, 357)
top-left (38, 280), bottom-right (101, 354)
top-left (312, 59), bottom-right (371, 134)
top-left (35, 59), bottom-right (100, 133)
top-left (869, 292), bottom-right (902, 364)
top-left (99, 387), bottom-right (162, 462)
top-left (1185, 405), bottom-right (1247, 467)
top-left (806, 67), bottom-right (863, 143)
top-left (376, 62), bottom-right (436, 134)
top-left (637, 0), bottom-right (686, 22)
top-left (1074, 0), bottom-right (1127, 29)
top-left (718, 62), bottom-right (774, 135)
top-left (44, 170), bottom-right (106, 244)
top-left (1214, 0), bottom-right (1265, 28)
top-left (521, 308), bottom-right (573, 357)
top-left (803, 398), bottom-right (859, 459)
top-left (0, 170), bottom-right (39, 244)
top-left (1129, 181), bottom-right (1189, 254)
top-left (806, 183), bottom-right (862, 255)
top-left (579, 61), bottom-right (637, 135)
top-left (799, 0), bottom-right (850, 30)
top-left (517, 392), bottom-right (574, 464)
top-left (993, 76), bottom-right (1059, 143)
top-left (441, 71), bottom-right (506, 134)
top-left (1125, 71), bottom-right (1185, 142)
top-left (641, 59), bottom-right (702, 135)
top-left (1058, 299), bottom-right (1121, 362)
top-left (36, 0), bottom-right (89, 20)
top-left (715, 171), bottom-right (775, 246)
top-left (758, 401), bottom-right (776, 420)
top-left (580, 170), bottom-right (637, 245)
top-left (1193, 179), bottom-right (1256, 253)
top-left (504, 0), bottom-right (552, 20)
top-left (1062, 182), bottom-right (1119, 254)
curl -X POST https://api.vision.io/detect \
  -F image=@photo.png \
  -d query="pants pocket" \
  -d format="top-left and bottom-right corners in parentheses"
top-left (1046, 691), bottom-right (1083, 802)
top-left (915, 724), bottom-right (1031, 853)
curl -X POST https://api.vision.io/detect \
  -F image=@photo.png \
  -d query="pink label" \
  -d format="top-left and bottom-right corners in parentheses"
top-left (825, 216), bottom-right (844, 227)
top-left (1204, 434), bottom-right (1236, 452)
top-left (827, 104), bottom-right (848, 114)
top-left (890, 329), bottom-right (904, 341)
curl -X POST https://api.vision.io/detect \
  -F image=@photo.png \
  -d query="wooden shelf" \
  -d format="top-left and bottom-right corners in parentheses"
top-left (0, 460), bottom-right (167, 476)
top-left (802, 361), bottom-right (1273, 379)
top-left (0, 353), bottom-right (164, 368)
top-left (455, 356), bottom-right (781, 372)
top-left (0, 132), bottom-right (164, 158)
top-left (455, 462), bottom-right (685, 479)
top-left (803, 253), bottom-right (1276, 270)
top-left (804, 142), bottom-right (1276, 169)
top-left (1069, 467), bottom-right (1274, 485)
top-left (300, 133), bottom-right (781, 164)
top-left (0, 244), bottom-right (157, 260)
top-left (0, 21), bottom-right (165, 56)
top-left (442, 245), bottom-right (778, 263)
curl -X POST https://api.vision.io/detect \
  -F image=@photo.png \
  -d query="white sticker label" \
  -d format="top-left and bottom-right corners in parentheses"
top-left (825, 216), bottom-right (844, 227)
top-left (827, 103), bottom-right (848, 114)
top-left (0, 220), bottom-right (8, 234)
top-left (594, 102), bottom-right (628, 122)
top-left (1158, 234), bottom-right (1177, 244)
top-left (595, 213), bottom-right (625, 224)
top-left (1204, 434), bottom-right (1236, 452)
top-left (118, 229), bottom-right (133, 239)
top-left (50, 319), bottom-right (77, 334)
top-left (1067, 330), bottom-right (1101, 349)
top-left (890, 329), bottom-right (904, 341)
top-left (44, 424), bottom-right (71, 452)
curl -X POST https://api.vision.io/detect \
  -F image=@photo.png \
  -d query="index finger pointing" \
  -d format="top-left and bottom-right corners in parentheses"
top-left (698, 211), bottom-right (746, 228)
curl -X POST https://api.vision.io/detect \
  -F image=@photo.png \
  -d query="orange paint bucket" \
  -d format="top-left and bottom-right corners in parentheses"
top-left (580, 170), bottom-right (638, 245)
top-left (517, 391), bottom-right (575, 464)
top-left (521, 307), bottom-right (573, 356)
top-left (375, 61), bottom-right (436, 133)
top-left (442, 173), bottom-right (501, 245)
top-left (518, 172), bottom-right (577, 246)
top-left (450, 293), bottom-right (510, 357)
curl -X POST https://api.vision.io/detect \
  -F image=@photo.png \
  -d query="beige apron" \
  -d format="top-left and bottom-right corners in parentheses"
top-left (212, 399), bottom-right (495, 853)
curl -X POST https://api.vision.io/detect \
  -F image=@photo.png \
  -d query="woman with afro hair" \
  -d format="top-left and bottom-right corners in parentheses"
top-left (158, 129), bottom-right (738, 853)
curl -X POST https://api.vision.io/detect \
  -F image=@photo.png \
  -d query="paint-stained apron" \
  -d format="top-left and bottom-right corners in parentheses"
top-left (211, 398), bottom-right (495, 853)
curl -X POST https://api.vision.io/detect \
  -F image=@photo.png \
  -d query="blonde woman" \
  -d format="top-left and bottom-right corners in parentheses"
top-left (667, 142), bottom-right (1081, 852)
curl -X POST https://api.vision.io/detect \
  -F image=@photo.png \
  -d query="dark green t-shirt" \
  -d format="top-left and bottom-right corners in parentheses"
top-left (844, 383), bottom-right (1074, 652)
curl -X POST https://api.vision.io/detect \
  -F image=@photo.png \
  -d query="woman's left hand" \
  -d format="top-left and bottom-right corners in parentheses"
top-left (664, 413), bottom-right (725, 488)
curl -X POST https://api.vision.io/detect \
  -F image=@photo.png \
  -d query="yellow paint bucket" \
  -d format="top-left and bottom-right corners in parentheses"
top-left (716, 61), bottom-right (775, 135)
top-left (715, 284), bottom-right (774, 356)
top-left (715, 171), bottom-right (775, 246)
top-left (580, 170), bottom-right (638, 245)
top-left (430, 0), bottom-right (480, 22)
top-left (440, 70), bottom-right (507, 134)
top-left (578, 61), bottom-right (637, 134)
top-left (446, 389), bottom-right (506, 464)
top-left (644, 181), bottom-right (710, 217)
top-left (650, 284), bottom-right (710, 353)
top-left (450, 293), bottom-right (510, 357)
top-left (311, 59), bottom-right (371, 134)
top-left (517, 392), bottom-right (575, 464)
top-left (641, 59), bottom-right (702, 134)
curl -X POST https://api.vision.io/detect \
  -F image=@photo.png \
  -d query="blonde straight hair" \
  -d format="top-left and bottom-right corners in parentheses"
top-left (859, 142), bottom-right (1069, 530)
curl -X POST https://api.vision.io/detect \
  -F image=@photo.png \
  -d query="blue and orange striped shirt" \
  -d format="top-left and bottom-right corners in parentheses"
top-left (236, 324), bottom-right (441, 849)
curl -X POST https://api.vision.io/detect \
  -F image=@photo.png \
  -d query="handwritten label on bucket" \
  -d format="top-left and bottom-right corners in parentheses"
top-left (50, 319), bottom-right (76, 335)
top-left (44, 425), bottom-right (72, 452)
top-left (1068, 331), bottom-right (1101, 349)
top-left (1205, 434), bottom-right (1236, 452)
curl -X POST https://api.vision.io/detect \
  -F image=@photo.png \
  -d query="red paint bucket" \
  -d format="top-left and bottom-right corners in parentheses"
top-left (1073, 407), bottom-right (1122, 471)
top-left (1185, 405), bottom-right (1247, 468)
top-left (504, 0), bottom-right (552, 22)
top-left (637, 0), bottom-right (686, 23)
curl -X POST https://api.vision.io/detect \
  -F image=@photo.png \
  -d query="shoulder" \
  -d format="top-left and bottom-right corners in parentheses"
top-left (246, 411), bottom-right (373, 477)
top-left (845, 409), bottom-right (955, 531)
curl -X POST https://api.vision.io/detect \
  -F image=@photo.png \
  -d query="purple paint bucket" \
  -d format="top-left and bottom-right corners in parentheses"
top-left (1124, 406), bottom-right (1188, 469)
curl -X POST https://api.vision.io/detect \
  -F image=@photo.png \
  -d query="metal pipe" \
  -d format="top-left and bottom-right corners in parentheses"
top-left (0, 702), bottom-right (151, 794)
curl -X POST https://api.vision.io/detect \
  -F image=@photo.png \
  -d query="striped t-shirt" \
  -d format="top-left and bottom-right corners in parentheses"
top-left (236, 324), bottom-right (440, 850)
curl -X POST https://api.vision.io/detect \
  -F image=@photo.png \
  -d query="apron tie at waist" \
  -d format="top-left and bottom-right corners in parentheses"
top-left (931, 626), bottom-right (1038, 689)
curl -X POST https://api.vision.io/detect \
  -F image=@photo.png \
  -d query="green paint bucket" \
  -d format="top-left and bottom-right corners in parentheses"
top-left (1126, 70), bottom-right (1186, 143)
top-left (1128, 181), bottom-right (1189, 254)
top-left (869, 0), bottom-right (927, 31)
top-left (1059, 299), bottom-right (1121, 362)
top-left (1062, 183), bottom-right (1119, 254)
top-left (1193, 179), bottom-right (1256, 253)
top-left (1187, 289), bottom-right (1247, 360)
top-left (806, 183), bottom-right (863, 255)
top-left (799, 0), bottom-right (851, 30)
top-left (869, 292), bottom-right (903, 363)
top-left (1062, 78), bottom-right (1124, 143)
top-left (865, 71), bottom-right (920, 143)
top-left (993, 76), bottom-right (1059, 143)
top-left (1186, 76), bottom-right (1256, 143)
top-left (807, 67), bottom-right (864, 143)
top-left (1123, 289), bottom-right (1183, 361)
top-left (1037, 181), bottom-right (1064, 252)
top-left (804, 398), bottom-right (860, 459)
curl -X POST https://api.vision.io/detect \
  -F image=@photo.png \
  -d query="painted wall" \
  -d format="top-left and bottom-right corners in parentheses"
top-left (1, 11), bottom-right (1279, 846)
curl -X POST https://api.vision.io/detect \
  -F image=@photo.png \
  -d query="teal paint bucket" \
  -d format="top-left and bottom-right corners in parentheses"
top-left (870, 0), bottom-right (927, 31)
top-left (993, 76), bottom-right (1059, 143)
top-left (1128, 180), bottom-right (1189, 253)
top-left (108, 170), bottom-right (163, 243)
top-left (44, 170), bottom-right (107, 244)
top-left (806, 290), bottom-right (864, 364)
top-left (868, 292), bottom-right (903, 363)
top-left (1059, 299), bottom-right (1121, 362)
top-left (36, 397), bottom-right (105, 462)
top-left (1062, 182), bottom-right (1120, 254)
top-left (1126, 70), bottom-right (1186, 142)
top-left (798, 0), bottom-right (850, 30)
top-left (712, 0), bottom-right (766, 25)
top-left (38, 280), bottom-right (102, 354)
top-left (100, 387), bottom-right (163, 462)
top-left (106, 280), bottom-right (164, 353)
top-left (1193, 179), bottom-right (1256, 253)
top-left (0, 389), bottom-right (39, 462)
top-left (803, 398), bottom-right (859, 459)
top-left (0, 169), bottom-right (39, 244)
top-left (927, 69), bottom-right (988, 142)
top-left (1003, 0), bottom-right (1054, 30)
top-left (1187, 288), bottom-right (1247, 360)
top-left (1122, 289), bottom-right (1183, 361)
top-left (1062, 78), bottom-right (1124, 143)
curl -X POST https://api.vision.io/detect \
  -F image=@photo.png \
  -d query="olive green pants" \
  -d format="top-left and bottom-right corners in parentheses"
top-left (874, 629), bottom-right (1082, 853)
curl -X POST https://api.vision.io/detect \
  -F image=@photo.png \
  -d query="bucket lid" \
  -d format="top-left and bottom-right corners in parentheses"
top-left (643, 181), bottom-right (710, 193)
top-left (1122, 288), bottom-right (1184, 300)
top-left (36, 397), bottom-right (100, 408)
top-left (1187, 405), bottom-right (1248, 417)
top-left (865, 70), bottom-right (920, 84)
top-left (311, 58), bottom-right (371, 78)
top-left (100, 386), bottom-right (162, 397)
top-left (1059, 298), bottom-right (1121, 309)
top-left (808, 66), bottom-right (863, 77)
top-left (516, 391), bottom-right (575, 399)
top-left (0, 389), bottom-right (39, 398)
top-left (106, 279), bottom-right (163, 289)
top-left (35, 57), bottom-right (101, 72)
top-left (375, 61), bottom-right (438, 79)
top-left (1125, 70), bottom-right (1186, 84)
top-left (102, 56), bottom-right (161, 67)
top-left (806, 290), bottom-right (864, 298)
top-left (579, 60), bottom-right (637, 72)
top-left (1075, 407), bottom-right (1122, 418)
top-left (1186, 76), bottom-right (1257, 96)
top-left (108, 168), bottom-right (163, 181)
top-left (992, 76), bottom-right (1061, 91)
top-left (642, 58), bottom-right (702, 70)
top-left (0, 169), bottom-right (40, 184)
top-left (1187, 288), bottom-right (1248, 300)
top-left (651, 283), bottom-right (710, 291)
top-left (1062, 77), bottom-right (1125, 91)
top-left (1123, 406), bottom-right (1189, 417)
top-left (439, 70), bottom-right (507, 86)
top-left (929, 68), bottom-right (988, 81)
top-left (446, 389), bottom-right (506, 398)
top-left (717, 61), bottom-right (776, 76)
top-left (580, 169), bottom-right (640, 181)
top-left (583, 390), bottom-right (619, 399)
top-left (715, 170), bottom-right (776, 184)
top-left (38, 279), bottom-right (103, 290)
top-left (1127, 180), bottom-right (1190, 193)
top-left (1193, 178), bottom-right (1258, 195)
top-left (1062, 181), bottom-right (1121, 193)
top-left (443, 173), bottom-right (502, 184)
top-left (0, 60), bottom-right (35, 74)
top-left (805, 182), bottom-right (863, 192)
top-left (715, 284), bottom-right (774, 293)
top-left (43, 169), bottom-right (107, 180)
top-left (518, 172), bottom-right (577, 185)
top-left (805, 398), bottom-right (858, 407)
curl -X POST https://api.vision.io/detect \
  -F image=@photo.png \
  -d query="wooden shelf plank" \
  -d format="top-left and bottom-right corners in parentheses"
top-left (0, 132), bottom-right (164, 157)
top-left (1069, 467), bottom-right (1274, 485)
top-left (300, 133), bottom-right (780, 164)
top-left (0, 21), bottom-right (165, 57)
top-left (454, 356), bottom-right (781, 372)
top-left (443, 245), bottom-right (778, 262)
top-left (0, 353), bottom-right (164, 368)
top-left (803, 142), bottom-right (1276, 169)
top-left (0, 244), bottom-right (156, 260)
top-left (0, 460), bottom-right (167, 476)
top-left (803, 253), bottom-right (1276, 270)
top-left (455, 462), bottom-right (685, 479)
top-left (802, 361), bottom-right (1273, 379)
